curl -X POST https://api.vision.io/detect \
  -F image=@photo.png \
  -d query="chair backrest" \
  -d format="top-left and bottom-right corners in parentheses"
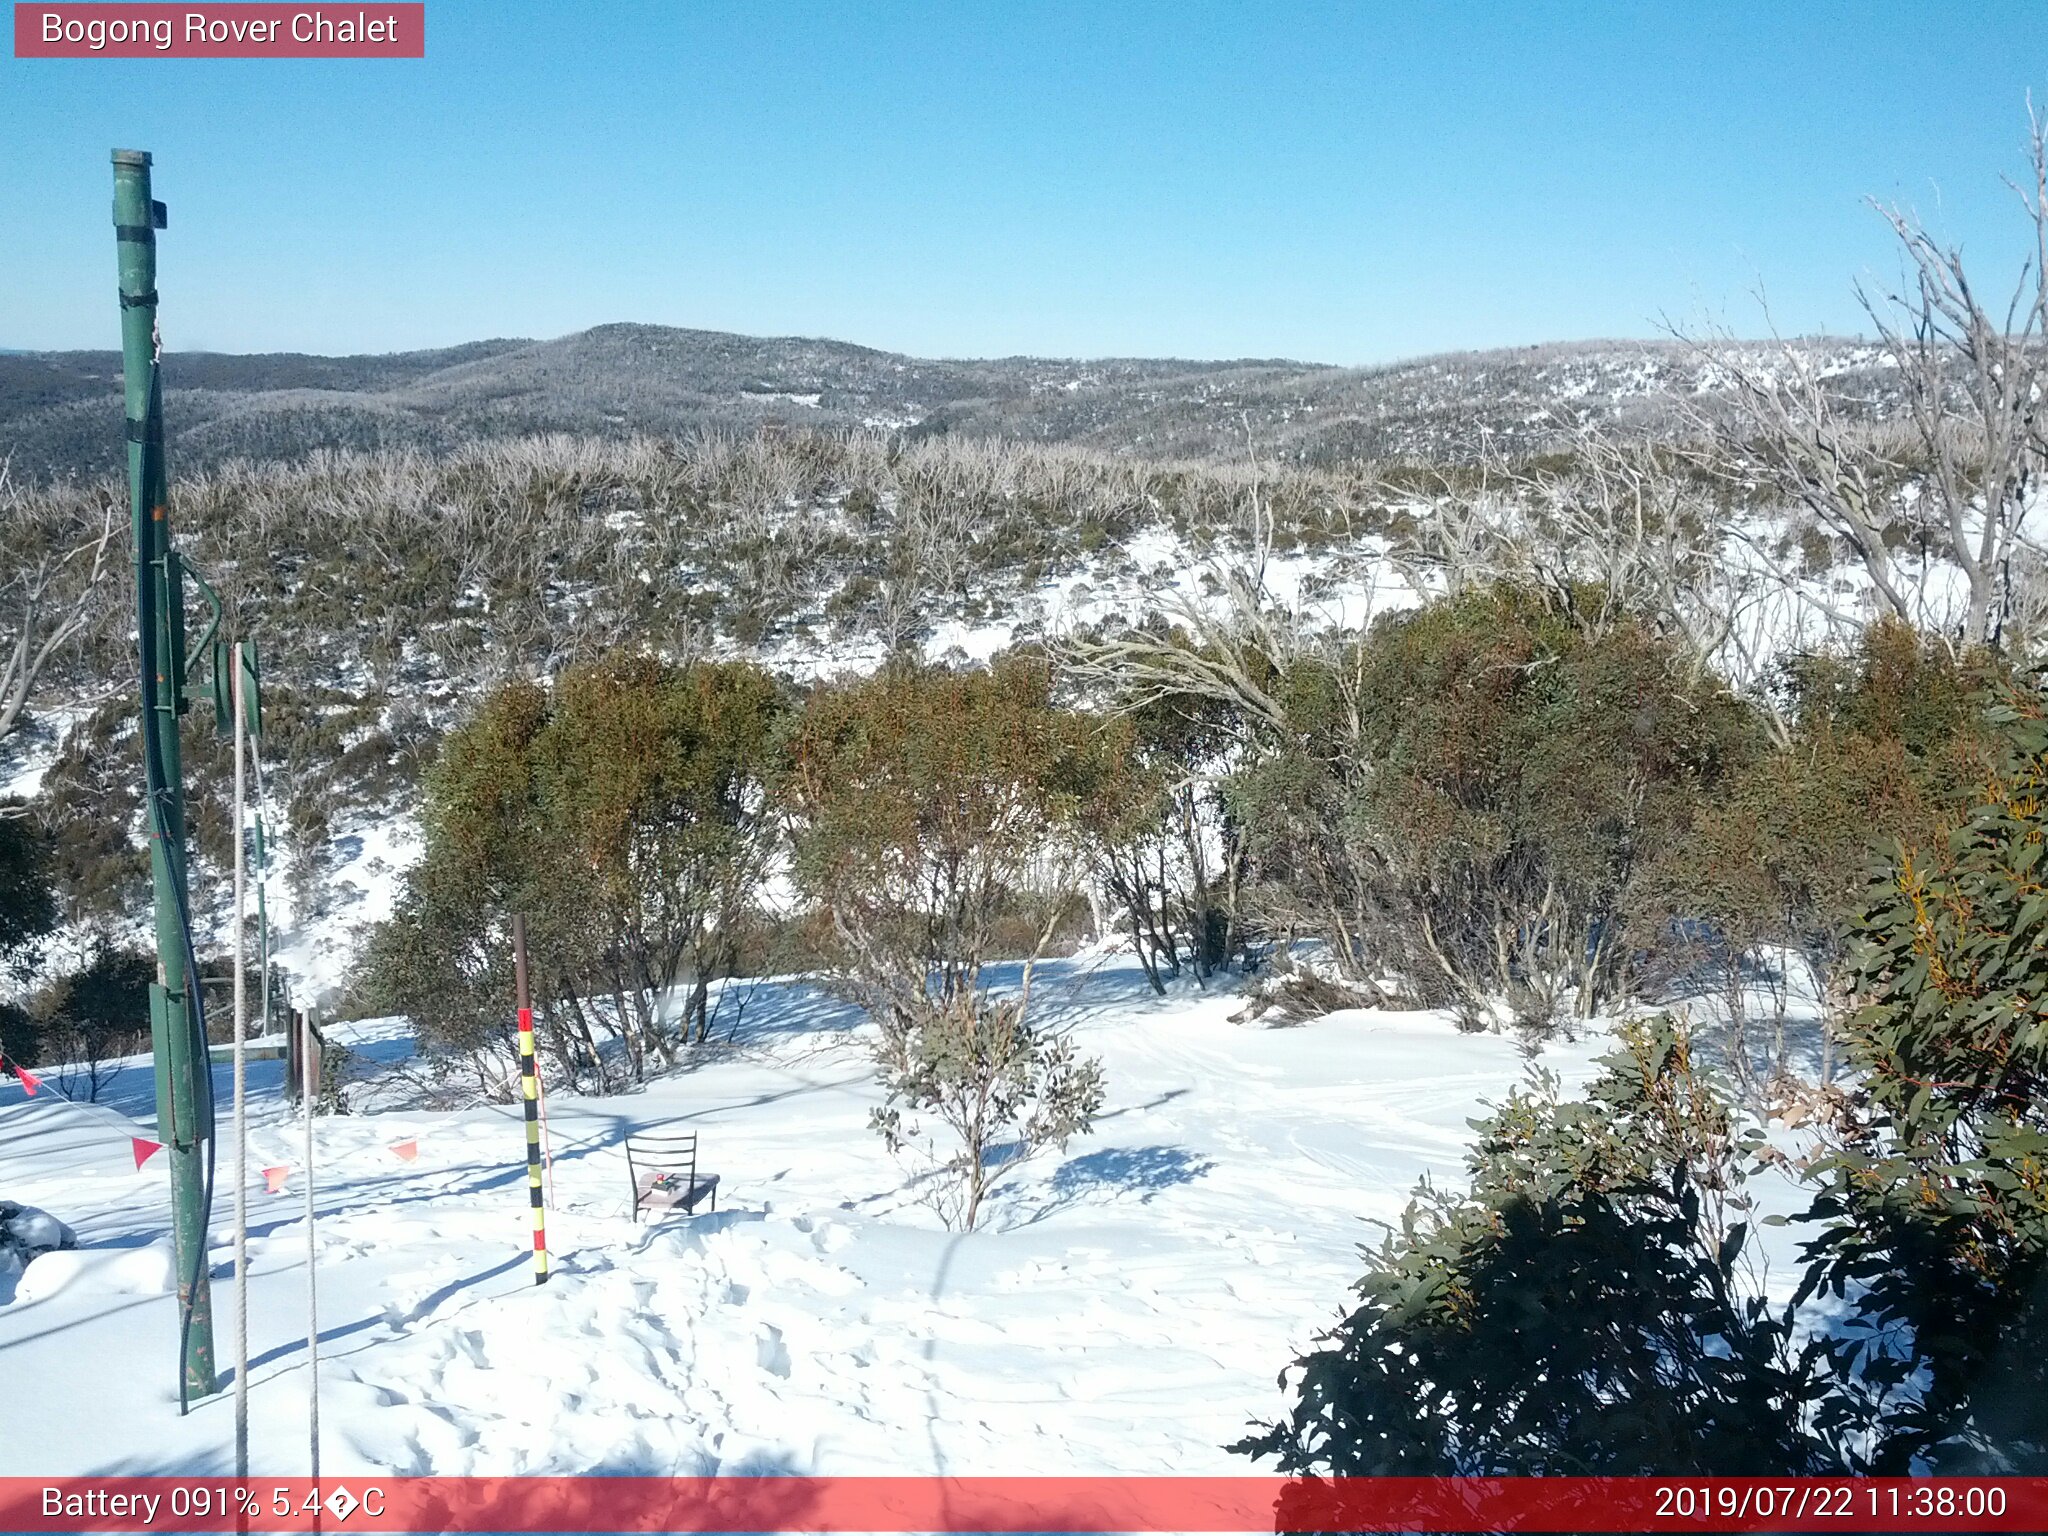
top-left (627, 1129), bottom-right (698, 1180)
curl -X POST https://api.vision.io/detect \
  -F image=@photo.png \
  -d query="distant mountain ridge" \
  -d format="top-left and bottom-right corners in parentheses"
top-left (0, 322), bottom-right (1883, 481)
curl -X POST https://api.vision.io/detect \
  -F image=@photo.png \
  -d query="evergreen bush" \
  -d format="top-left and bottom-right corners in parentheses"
top-left (1235, 1016), bottom-right (1842, 1475)
top-left (1801, 683), bottom-right (2048, 1470)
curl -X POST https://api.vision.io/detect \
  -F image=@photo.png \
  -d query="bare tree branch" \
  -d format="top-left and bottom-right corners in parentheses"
top-left (0, 458), bottom-right (118, 748)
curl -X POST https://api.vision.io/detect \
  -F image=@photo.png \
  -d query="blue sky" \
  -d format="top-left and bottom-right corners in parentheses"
top-left (3, 2), bottom-right (2045, 361)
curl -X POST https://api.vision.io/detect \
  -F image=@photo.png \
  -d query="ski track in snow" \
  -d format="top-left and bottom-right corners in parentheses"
top-left (0, 954), bottom-right (1622, 1477)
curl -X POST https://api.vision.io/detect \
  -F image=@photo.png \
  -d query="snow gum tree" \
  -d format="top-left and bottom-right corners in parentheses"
top-left (355, 652), bottom-right (783, 1094)
top-left (1682, 110), bottom-right (2048, 655)
top-left (0, 459), bottom-right (116, 750)
top-left (784, 655), bottom-right (1108, 1229)
top-left (1219, 584), bottom-right (1759, 1025)
top-left (1073, 676), bottom-right (1241, 996)
top-left (538, 653), bottom-right (785, 1050)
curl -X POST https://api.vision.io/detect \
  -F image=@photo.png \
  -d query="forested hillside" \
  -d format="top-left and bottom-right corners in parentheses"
top-left (0, 324), bottom-right (1905, 481)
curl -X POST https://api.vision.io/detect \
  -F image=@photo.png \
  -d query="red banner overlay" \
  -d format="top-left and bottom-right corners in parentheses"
top-left (0, 1476), bottom-right (2040, 1533)
top-left (13, 4), bottom-right (423, 58)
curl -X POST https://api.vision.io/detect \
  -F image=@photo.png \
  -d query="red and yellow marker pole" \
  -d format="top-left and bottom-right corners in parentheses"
top-left (511, 915), bottom-right (549, 1285)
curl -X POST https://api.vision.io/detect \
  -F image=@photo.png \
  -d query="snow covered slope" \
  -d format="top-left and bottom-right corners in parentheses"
top-left (0, 955), bottom-right (1611, 1477)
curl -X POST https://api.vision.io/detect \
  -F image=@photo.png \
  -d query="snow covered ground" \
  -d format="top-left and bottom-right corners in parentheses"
top-left (0, 952), bottom-right (1625, 1479)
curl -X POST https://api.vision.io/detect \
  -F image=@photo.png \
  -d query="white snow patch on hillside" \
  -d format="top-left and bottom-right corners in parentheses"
top-left (266, 815), bottom-right (423, 1007)
top-left (0, 704), bottom-right (93, 802)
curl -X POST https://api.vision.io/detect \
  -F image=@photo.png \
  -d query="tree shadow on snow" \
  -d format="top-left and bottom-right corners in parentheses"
top-left (1645, 947), bottom-right (1838, 1096)
top-left (695, 978), bottom-right (868, 1052)
top-left (1092, 1087), bottom-right (1191, 1124)
top-left (237, 1251), bottom-right (533, 1383)
top-left (1013, 1144), bottom-right (1217, 1226)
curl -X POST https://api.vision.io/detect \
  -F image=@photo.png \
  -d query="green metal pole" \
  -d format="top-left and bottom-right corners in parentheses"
top-left (114, 148), bottom-right (218, 1404)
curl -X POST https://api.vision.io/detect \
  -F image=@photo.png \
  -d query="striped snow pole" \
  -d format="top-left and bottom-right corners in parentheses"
top-left (512, 915), bottom-right (549, 1285)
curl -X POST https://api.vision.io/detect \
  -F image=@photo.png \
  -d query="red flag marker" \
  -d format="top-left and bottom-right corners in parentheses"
top-left (131, 1137), bottom-right (163, 1170)
top-left (263, 1165), bottom-right (291, 1195)
top-left (0, 1054), bottom-right (37, 1096)
top-left (390, 1138), bottom-right (418, 1162)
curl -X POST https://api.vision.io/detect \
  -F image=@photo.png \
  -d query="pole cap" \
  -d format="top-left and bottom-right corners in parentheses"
top-left (111, 149), bottom-right (153, 168)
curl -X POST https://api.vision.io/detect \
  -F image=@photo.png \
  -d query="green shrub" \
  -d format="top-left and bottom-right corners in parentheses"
top-left (1802, 684), bottom-right (2048, 1470)
top-left (1237, 679), bottom-right (2048, 1481)
top-left (37, 704), bottom-right (147, 929)
top-left (784, 655), bottom-right (1110, 1228)
top-left (30, 945), bottom-right (153, 1102)
top-left (1634, 619), bottom-right (1995, 1088)
top-left (0, 1000), bottom-right (36, 1069)
top-left (0, 800), bottom-right (57, 971)
top-left (354, 652), bottom-right (785, 1093)
top-left (1075, 681), bottom-right (1240, 994)
top-left (1235, 1016), bottom-right (1842, 1474)
top-left (1227, 584), bottom-right (1759, 1023)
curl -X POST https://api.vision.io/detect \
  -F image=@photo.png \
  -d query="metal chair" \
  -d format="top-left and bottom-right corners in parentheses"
top-left (625, 1128), bottom-right (719, 1222)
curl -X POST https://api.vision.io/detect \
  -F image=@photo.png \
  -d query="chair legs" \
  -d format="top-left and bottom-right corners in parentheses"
top-left (625, 1143), bottom-right (716, 1222)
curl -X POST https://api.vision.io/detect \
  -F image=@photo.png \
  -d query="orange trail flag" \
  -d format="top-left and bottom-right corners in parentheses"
top-left (390, 1139), bottom-right (419, 1162)
top-left (1, 1055), bottom-right (37, 1096)
top-left (263, 1165), bottom-right (291, 1195)
top-left (131, 1137), bottom-right (163, 1170)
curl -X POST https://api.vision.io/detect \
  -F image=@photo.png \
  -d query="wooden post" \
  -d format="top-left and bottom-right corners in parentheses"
top-left (512, 916), bottom-right (548, 1284)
